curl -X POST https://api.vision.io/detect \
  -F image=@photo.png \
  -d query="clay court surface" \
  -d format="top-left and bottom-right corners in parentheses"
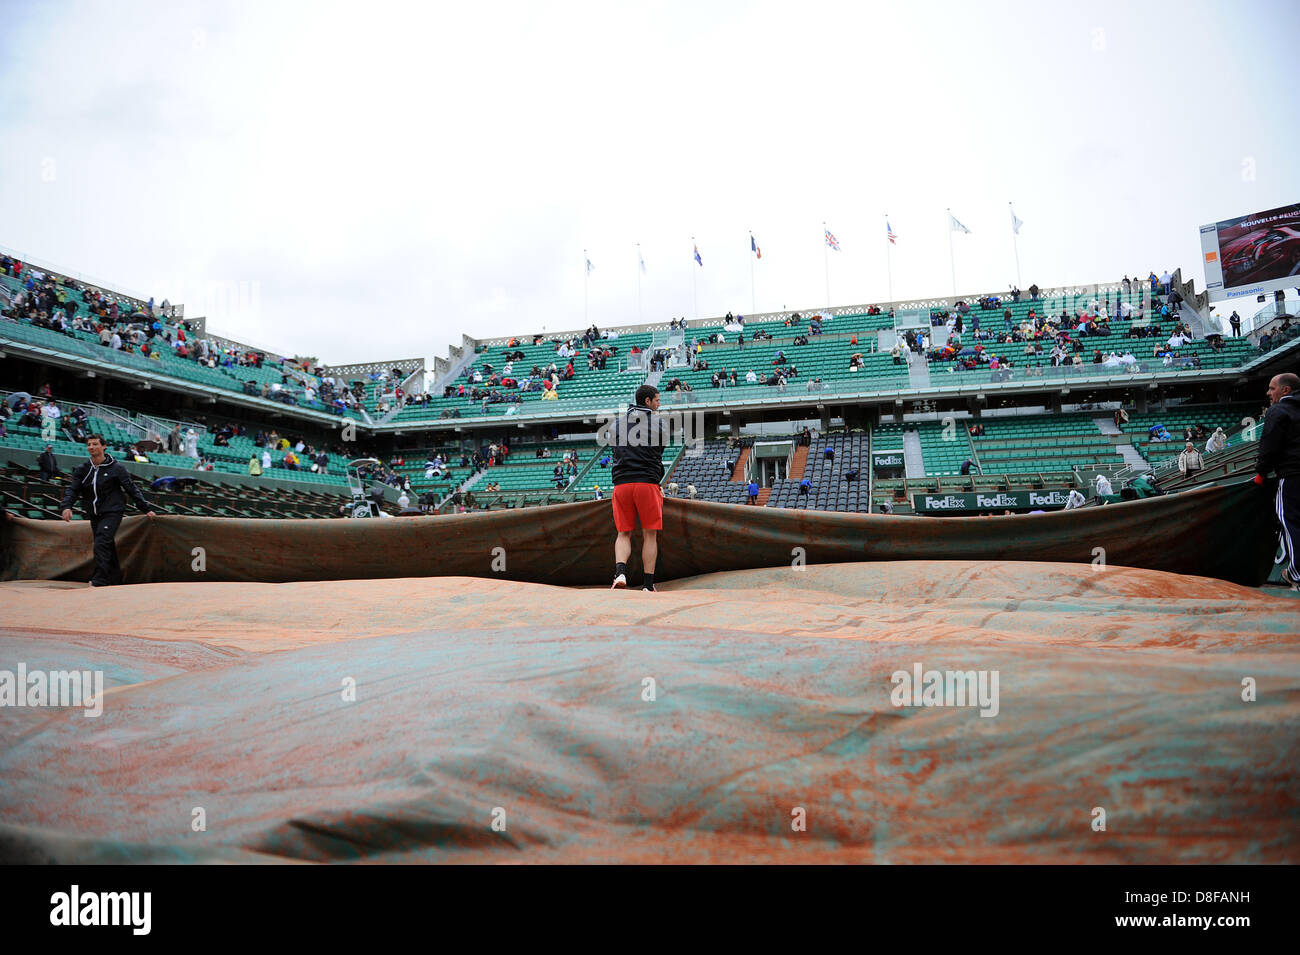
top-left (1, 561), bottom-right (1297, 864)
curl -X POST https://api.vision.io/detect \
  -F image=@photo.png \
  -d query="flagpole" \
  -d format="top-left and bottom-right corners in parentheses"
top-left (946, 209), bottom-right (956, 296)
top-left (637, 243), bottom-right (642, 324)
top-left (822, 221), bottom-right (830, 307)
top-left (691, 236), bottom-right (698, 320)
top-left (749, 231), bottom-right (755, 314)
top-left (584, 248), bottom-right (589, 326)
top-left (885, 214), bottom-right (893, 305)
top-left (1009, 202), bottom-right (1022, 288)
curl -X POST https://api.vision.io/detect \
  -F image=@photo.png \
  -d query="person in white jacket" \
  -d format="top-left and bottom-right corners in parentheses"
top-left (1178, 441), bottom-right (1204, 476)
top-left (40, 402), bottom-right (61, 441)
top-left (1095, 474), bottom-right (1113, 497)
top-left (1205, 427), bottom-right (1227, 455)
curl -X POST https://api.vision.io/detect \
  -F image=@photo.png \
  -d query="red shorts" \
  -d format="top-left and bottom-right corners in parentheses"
top-left (612, 482), bottom-right (663, 532)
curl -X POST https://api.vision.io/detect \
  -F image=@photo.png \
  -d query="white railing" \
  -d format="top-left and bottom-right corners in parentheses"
top-left (0, 243), bottom-right (176, 315)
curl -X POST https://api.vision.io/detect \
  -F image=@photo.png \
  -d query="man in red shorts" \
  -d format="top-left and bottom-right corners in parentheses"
top-left (610, 384), bottom-right (666, 591)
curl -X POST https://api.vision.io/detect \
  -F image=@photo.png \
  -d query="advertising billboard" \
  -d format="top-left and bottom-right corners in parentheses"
top-left (1200, 201), bottom-right (1300, 303)
top-left (872, 451), bottom-right (905, 478)
top-left (912, 490), bottom-right (1073, 514)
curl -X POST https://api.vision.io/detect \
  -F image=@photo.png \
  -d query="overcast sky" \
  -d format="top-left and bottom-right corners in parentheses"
top-left (2, 0), bottom-right (1297, 372)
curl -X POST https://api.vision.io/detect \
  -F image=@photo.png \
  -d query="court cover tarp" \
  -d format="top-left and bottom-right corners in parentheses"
top-left (0, 563), bottom-right (1297, 863)
top-left (0, 480), bottom-right (1280, 587)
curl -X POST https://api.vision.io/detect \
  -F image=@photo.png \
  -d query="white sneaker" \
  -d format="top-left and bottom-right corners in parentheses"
top-left (611, 573), bottom-right (627, 589)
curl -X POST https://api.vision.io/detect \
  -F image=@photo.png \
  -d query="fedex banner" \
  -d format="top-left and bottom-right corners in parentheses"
top-left (913, 490), bottom-right (1072, 514)
top-left (1200, 201), bottom-right (1300, 303)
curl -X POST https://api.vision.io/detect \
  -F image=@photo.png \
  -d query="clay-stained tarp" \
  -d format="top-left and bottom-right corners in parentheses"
top-left (0, 480), bottom-right (1280, 587)
top-left (1, 563), bottom-right (1298, 864)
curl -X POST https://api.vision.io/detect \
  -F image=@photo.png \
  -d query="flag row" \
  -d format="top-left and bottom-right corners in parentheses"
top-left (581, 206), bottom-right (1026, 272)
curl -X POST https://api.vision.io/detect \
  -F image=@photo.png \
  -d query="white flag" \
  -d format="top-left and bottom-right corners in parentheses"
top-left (949, 213), bottom-right (971, 234)
top-left (586, 256), bottom-right (594, 274)
top-left (1010, 207), bottom-right (1024, 235)
top-left (639, 250), bottom-right (646, 273)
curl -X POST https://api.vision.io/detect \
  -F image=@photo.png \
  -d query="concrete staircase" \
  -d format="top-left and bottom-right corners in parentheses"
top-left (1092, 414), bottom-right (1121, 435)
top-left (1093, 413), bottom-right (1149, 471)
top-left (788, 444), bottom-right (810, 480)
top-left (439, 465), bottom-right (488, 508)
top-left (755, 487), bottom-right (772, 505)
top-left (730, 446), bottom-right (751, 482)
top-left (903, 428), bottom-right (926, 478)
top-left (1117, 443), bottom-right (1150, 471)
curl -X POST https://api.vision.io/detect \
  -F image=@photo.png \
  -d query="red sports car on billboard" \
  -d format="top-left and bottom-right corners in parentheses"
top-left (1220, 222), bottom-right (1300, 287)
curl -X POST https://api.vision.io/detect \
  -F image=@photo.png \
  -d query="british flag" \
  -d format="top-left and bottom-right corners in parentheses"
top-left (824, 228), bottom-right (840, 251)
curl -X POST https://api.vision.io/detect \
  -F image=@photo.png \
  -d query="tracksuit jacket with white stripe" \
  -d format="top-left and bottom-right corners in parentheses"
top-left (59, 452), bottom-right (156, 518)
top-left (1257, 395), bottom-right (1300, 479)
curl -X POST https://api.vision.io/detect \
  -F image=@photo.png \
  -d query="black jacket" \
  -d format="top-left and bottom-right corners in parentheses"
top-left (1257, 394), bottom-right (1300, 479)
top-left (609, 405), bottom-right (666, 486)
top-left (60, 452), bottom-right (156, 518)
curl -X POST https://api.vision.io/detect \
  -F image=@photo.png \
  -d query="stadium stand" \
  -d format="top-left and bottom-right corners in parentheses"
top-left (6, 245), bottom-right (1299, 519)
top-left (0, 460), bottom-right (365, 520)
top-left (1120, 404), bottom-right (1258, 466)
top-left (668, 439), bottom-right (753, 505)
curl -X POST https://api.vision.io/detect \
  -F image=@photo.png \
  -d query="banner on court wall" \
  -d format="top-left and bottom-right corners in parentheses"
top-left (1200, 200), bottom-right (1300, 303)
top-left (913, 490), bottom-right (1073, 514)
top-left (872, 452), bottom-right (905, 478)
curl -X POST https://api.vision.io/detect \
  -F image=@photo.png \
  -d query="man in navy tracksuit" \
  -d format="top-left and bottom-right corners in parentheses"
top-left (1255, 373), bottom-right (1300, 590)
top-left (60, 434), bottom-right (157, 586)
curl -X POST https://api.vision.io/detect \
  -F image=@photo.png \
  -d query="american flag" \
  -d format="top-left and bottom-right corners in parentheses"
top-left (887, 221), bottom-right (897, 245)
top-left (824, 228), bottom-right (840, 251)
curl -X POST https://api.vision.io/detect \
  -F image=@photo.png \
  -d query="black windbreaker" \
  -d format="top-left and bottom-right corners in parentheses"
top-left (609, 405), bottom-right (667, 486)
top-left (60, 452), bottom-right (156, 518)
top-left (1257, 394), bottom-right (1300, 479)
